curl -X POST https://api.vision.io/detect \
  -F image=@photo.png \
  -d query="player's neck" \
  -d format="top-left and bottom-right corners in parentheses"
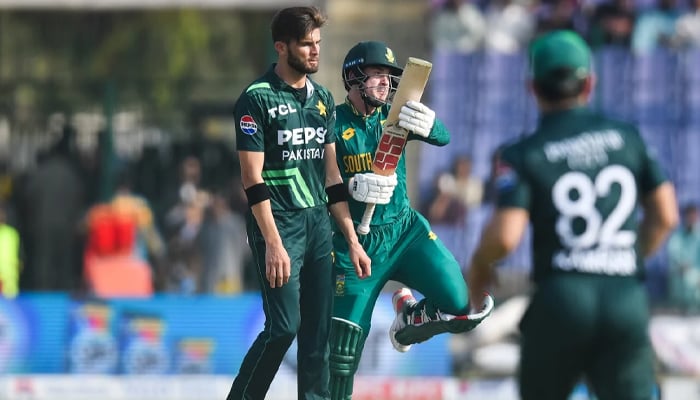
top-left (274, 62), bottom-right (307, 89)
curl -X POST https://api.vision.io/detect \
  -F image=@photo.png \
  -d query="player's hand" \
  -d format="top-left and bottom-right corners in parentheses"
top-left (348, 242), bottom-right (371, 279)
top-left (348, 173), bottom-right (397, 205)
top-left (265, 241), bottom-right (290, 288)
top-left (398, 100), bottom-right (435, 138)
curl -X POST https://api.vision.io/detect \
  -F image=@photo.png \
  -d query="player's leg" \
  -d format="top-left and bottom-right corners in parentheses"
top-left (519, 275), bottom-right (599, 400)
top-left (329, 317), bottom-right (364, 400)
top-left (329, 226), bottom-right (393, 400)
top-left (390, 211), bottom-right (492, 347)
top-left (228, 213), bottom-right (304, 400)
top-left (297, 207), bottom-right (335, 400)
top-left (586, 278), bottom-right (655, 400)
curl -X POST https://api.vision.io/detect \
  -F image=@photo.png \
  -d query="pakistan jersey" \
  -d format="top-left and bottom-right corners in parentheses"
top-left (496, 107), bottom-right (668, 283)
top-left (333, 99), bottom-right (450, 226)
top-left (235, 65), bottom-right (336, 211)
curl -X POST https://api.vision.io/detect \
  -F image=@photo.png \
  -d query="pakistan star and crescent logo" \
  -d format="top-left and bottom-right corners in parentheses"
top-left (316, 100), bottom-right (327, 116)
top-left (385, 48), bottom-right (395, 63)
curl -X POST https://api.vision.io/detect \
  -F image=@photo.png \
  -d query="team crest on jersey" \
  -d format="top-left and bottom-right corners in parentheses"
top-left (342, 127), bottom-right (355, 140)
top-left (495, 159), bottom-right (517, 191)
top-left (239, 115), bottom-right (257, 135)
top-left (335, 274), bottom-right (345, 296)
top-left (316, 100), bottom-right (327, 116)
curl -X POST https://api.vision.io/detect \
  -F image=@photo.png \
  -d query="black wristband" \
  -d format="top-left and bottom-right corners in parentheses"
top-left (245, 182), bottom-right (271, 207)
top-left (325, 183), bottom-right (349, 206)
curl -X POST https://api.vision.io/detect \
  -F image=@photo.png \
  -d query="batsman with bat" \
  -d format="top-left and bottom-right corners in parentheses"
top-left (328, 41), bottom-right (494, 400)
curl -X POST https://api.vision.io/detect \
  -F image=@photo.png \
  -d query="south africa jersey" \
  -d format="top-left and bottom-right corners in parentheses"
top-left (333, 99), bottom-right (450, 226)
top-left (496, 107), bottom-right (668, 282)
top-left (234, 65), bottom-right (336, 211)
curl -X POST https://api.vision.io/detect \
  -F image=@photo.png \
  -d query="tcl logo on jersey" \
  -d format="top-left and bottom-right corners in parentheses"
top-left (268, 103), bottom-right (298, 118)
top-left (278, 127), bottom-right (326, 145)
top-left (240, 115), bottom-right (257, 135)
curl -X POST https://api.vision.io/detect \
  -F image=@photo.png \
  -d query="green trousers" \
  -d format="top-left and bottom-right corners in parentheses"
top-left (332, 208), bottom-right (469, 337)
top-left (228, 207), bottom-right (334, 400)
top-left (519, 274), bottom-right (655, 400)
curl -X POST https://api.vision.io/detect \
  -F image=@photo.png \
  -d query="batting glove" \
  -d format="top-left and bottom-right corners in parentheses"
top-left (398, 100), bottom-right (435, 138)
top-left (348, 173), bottom-right (398, 205)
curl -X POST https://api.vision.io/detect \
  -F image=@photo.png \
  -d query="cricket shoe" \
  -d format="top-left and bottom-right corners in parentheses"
top-left (393, 293), bottom-right (495, 348)
top-left (390, 288), bottom-right (418, 353)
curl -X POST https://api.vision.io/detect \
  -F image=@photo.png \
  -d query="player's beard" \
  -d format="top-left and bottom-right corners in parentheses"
top-left (288, 52), bottom-right (319, 75)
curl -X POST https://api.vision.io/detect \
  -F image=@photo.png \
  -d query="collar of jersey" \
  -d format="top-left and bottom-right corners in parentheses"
top-left (539, 105), bottom-right (590, 126)
top-left (267, 63), bottom-right (315, 99)
top-left (344, 97), bottom-right (383, 119)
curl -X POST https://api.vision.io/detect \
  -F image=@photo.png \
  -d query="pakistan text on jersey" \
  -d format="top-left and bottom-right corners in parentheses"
top-left (283, 148), bottom-right (325, 161)
top-left (544, 130), bottom-right (624, 169)
top-left (342, 152), bottom-right (373, 174)
top-left (552, 248), bottom-right (637, 276)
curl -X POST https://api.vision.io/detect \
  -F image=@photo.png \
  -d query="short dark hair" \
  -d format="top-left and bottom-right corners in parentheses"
top-left (271, 6), bottom-right (326, 44)
top-left (533, 67), bottom-right (587, 102)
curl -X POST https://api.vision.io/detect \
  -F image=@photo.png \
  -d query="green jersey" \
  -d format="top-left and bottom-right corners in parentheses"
top-left (235, 65), bottom-right (337, 211)
top-left (333, 99), bottom-right (450, 226)
top-left (496, 107), bottom-right (668, 282)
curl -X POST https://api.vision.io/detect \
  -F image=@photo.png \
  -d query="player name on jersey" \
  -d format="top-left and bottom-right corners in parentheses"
top-left (552, 247), bottom-right (637, 276)
top-left (544, 130), bottom-right (624, 169)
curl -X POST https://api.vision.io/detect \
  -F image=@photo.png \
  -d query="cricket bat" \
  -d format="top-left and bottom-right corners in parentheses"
top-left (356, 57), bottom-right (433, 235)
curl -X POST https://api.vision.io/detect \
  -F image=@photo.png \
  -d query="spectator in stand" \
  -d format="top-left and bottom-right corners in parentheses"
top-left (588, 0), bottom-right (636, 49)
top-left (431, 0), bottom-right (487, 53)
top-left (483, 0), bottom-right (536, 53)
top-left (535, 0), bottom-right (588, 36)
top-left (426, 155), bottom-right (483, 226)
top-left (0, 201), bottom-right (21, 298)
top-left (667, 203), bottom-right (700, 313)
top-left (197, 189), bottom-right (250, 294)
top-left (22, 126), bottom-right (85, 292)
top-left (163, 157), bottom-right (210, 294)
top-left (632, 0), bottom-right (680, 54)
top-left (671, 0), bottom-right (700, 49)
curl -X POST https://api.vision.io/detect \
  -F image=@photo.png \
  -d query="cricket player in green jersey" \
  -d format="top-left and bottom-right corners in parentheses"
top-left (227, 7), bottom-right (371, 400)
top-left (468, 30), bottom-right (679, 400)
top-left (327, 41), bottom-right (493, 400)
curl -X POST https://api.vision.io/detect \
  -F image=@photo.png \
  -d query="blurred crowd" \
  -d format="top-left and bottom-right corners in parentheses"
top-left (430, 0), bottom-right (700, 54)
top-left (0, 126), bottom-right (254, 299)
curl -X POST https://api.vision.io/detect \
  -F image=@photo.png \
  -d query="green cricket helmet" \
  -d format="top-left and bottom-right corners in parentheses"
top-left (342, 41), bottom-right (403, 91)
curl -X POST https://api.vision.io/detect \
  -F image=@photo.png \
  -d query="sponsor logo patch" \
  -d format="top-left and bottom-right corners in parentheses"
top-left (239, 115), bottom-right (257, 135)
top-left (495, 159), bottom-right (517, 191)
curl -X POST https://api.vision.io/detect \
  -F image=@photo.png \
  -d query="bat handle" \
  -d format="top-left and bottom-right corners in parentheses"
top-left (357, 203), bottom-right (376, 235)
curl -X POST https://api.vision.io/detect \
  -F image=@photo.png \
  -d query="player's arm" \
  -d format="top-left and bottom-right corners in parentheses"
top-left (639, 181), bottom-right (678, 258)
top-left (325, 142), bottom-right (372, 278)
top-left (467, 208), bottom-right (529, 310)
top-left (239, 150), bottom-right (290, 289)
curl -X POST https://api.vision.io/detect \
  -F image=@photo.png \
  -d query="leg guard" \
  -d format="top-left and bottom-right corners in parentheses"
top-left (395, 294), bottom-right (495, 346)
top-left (329, 317), bottom-right (363, 400)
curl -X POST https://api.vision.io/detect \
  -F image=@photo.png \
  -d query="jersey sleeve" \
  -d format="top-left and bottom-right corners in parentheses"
top-left (495, 145), bottom-right (531, 210)
top-left (234, 91), bottom-right (266, 152)
top-left (409, 118), bottom-right (450, 146)
top-left (636, 132), bottom-right (669, 195)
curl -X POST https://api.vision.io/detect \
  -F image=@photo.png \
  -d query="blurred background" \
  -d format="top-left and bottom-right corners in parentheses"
top-left (1, 0), bottom-right (700, 399)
